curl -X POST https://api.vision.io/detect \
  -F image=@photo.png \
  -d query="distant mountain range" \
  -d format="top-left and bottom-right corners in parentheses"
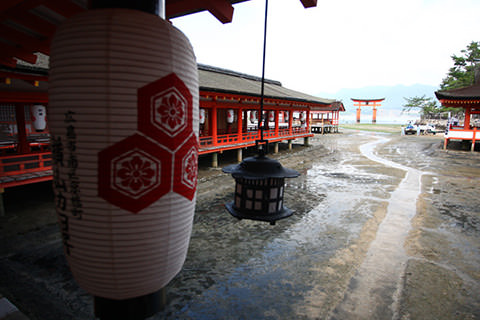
top-left (316, 84), bottom-right (439, 124)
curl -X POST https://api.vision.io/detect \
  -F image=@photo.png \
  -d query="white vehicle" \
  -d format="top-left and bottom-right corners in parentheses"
top-left (417, 124), bottom-right (436, 135)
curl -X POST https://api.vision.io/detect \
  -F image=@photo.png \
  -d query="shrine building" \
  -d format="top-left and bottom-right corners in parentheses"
top-left (435, 79), bottom-right (480, 152)
top-left (0, 0), bottom-right (343, 215)
top-left (1, 61), bottom-right (343, 210)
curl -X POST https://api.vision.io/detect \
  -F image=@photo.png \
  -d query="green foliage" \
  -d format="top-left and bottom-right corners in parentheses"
top-left (402, 95), bottom-right (439, 117)
top-left (402, 95), bottom-right (459, 118)
top-left (402, 41), bottom-right (479, 119)
top-left (440, 41), bottom-right (480, 90)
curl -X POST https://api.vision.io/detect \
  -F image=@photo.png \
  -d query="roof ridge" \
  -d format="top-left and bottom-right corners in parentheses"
top-left (198, 63), bottom-right (282, 86)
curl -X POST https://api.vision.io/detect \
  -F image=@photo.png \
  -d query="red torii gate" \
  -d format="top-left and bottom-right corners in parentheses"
top-left (351, 98), bottom-right (385, 123)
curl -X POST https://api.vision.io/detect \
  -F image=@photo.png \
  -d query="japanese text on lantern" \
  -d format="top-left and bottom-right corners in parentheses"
top-left (51, 111), bottom-right (83, 255)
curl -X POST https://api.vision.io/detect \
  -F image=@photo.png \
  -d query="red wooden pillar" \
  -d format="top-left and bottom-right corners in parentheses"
top-left (472, 127), bottom-right (477, 152)
top-left (464, 107), bottom-right (471, 129)
top-left (356, 107), bottom-right (361, 123)
top-left (307, 110), bottom-right (310, 132)
top-left (274, 110), bottom-right (279, 136)
top-left (14, 104), bottom-right (29, 154)
top-left (372, 107), bottom-right (377, 123)
top-left (212, 103), bottom-right (218, 146)
top-left (242, 109), bottom-right (248, 133)
top-left (288, 109), bottom-right (293, 135)
top-left (237, 108), bottom-right (243, 136)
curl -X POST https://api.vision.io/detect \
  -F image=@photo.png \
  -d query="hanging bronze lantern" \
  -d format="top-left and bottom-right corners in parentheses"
top-left (222, 154), bottom-right (299, 225)
top-left (223, 0), bottom-right (300, 225)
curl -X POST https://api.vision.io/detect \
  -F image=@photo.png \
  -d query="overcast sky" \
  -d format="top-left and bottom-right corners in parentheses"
top-left (171, 0), bottom-right (480, 96)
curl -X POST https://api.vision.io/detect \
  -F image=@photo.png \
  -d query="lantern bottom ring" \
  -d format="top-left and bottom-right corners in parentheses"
top-left (94, 288), bottom-right (166, 320)
top-left (225, 202), bottom-right (294, 225)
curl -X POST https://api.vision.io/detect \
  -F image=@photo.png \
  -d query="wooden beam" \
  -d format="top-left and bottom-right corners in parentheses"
top-left (0, 25), bottom-right (50, 54)
top-left (300, 0), bottom-right (317, 8)
top-left (42, 0), bottom-right (85, 18)
top-left (0, 0), bottom-right (47, 23)
top-left (0, 57), bottom-right (17, 68)
top-left (166, 0), bottom-right (202, 18)
top-left (8, 11), bottom-right (57, 37)
top-left (0, 44), bottom-right (38, 64)
top-left (0, 71), bottom-right (48, 82)
top-left (0, 0), bottom-right (24, 12)
top-left (205, 0), bottom-right (234, 23)
top-left (166, 0), bottom-right (234, 23)
top-left (0, 91), bottom-right (48, 103)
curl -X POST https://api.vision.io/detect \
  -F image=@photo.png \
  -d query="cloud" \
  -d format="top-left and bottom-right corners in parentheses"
top-left (172, 0), bottom-right (480, 95)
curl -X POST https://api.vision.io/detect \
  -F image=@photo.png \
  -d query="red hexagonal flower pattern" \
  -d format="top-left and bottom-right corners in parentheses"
top-left (98, 73), bottom-right (198, 213)
top-left (154, 87), bottom-right (187, 135)
top-left (173, 134), bottom-right (198, 201)
top-left (112, 149), bottom-right (159, 199)
top-left (98, 134), bottom-right (172, 214)
top-left (137, 73), bottom-right (193, 151)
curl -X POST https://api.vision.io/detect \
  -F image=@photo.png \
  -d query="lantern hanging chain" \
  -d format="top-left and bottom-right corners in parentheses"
top-left (258, 0), bottom-right (268, 154)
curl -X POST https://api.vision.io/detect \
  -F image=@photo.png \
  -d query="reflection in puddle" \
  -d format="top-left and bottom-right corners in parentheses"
top-left (159, 133), bottom-right (423, 319)
top-left (333, 136), bottom-right (423, 319)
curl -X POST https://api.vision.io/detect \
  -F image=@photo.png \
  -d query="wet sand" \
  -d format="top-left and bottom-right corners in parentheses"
top-left (0, 130), bottom-right (479, 319)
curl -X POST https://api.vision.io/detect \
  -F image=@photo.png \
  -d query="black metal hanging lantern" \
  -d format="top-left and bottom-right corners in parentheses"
top-left (222, 0), bottom-right (300, 225)
top-left (222, 155), bottom-right (299, 225)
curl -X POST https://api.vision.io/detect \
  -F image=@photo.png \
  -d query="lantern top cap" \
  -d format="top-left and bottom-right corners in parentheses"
top-left (222, 155), bottom-right (300, 179)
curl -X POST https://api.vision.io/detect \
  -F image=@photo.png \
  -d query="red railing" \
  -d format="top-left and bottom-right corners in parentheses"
top-left (199, 126), bottom-right (311, 153)
top-left (0, 151), bottom-right (52, 177)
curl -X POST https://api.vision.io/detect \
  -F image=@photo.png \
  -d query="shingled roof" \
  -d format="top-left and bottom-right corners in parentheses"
top-left (198, 64), bottom-right (336, 105)
top-left (435, 84), bottom-right (480, 101)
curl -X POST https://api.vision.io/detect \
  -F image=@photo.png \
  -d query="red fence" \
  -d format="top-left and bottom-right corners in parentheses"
top-left (199, 127), bottom-right (311, 154)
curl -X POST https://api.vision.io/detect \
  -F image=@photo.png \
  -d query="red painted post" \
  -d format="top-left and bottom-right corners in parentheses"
top-left (464, 107), bottom-right (471, 130)
top-left (14, 104), bottom-right (29, 154)
top-left (274, 110), bottom-right (279, 136)
top-left (472, 127), bottom-right (476, 152)
top-left (288, 108), bottom-right (293, 136)
top-left (212, 103), bottom-right (218, 146)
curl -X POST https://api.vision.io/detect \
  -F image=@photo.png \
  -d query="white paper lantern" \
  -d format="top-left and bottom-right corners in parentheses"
top-left (49, 8), bottom-right (198, 301)
top-left (31, 104), bottom-right (47, 131)
top-left (285, 111), bottom-right (289, 122)
top-left (199, 108), bottom-right (205, 124)
top-left (300, 111), bottom-right (306, 121)
top-left (250, 110), bottom-right (257, 123)
top-left (269, 111), bottom-right (275, 122)
top-left (227, 109), bottom-right (234, 124)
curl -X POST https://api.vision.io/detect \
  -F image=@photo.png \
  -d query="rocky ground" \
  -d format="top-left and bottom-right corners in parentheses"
top-left (0, 129), bottom-right (479, 319)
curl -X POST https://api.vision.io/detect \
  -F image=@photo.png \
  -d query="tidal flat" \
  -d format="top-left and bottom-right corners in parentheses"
top-left (1, 129), bottom-right (479, 320)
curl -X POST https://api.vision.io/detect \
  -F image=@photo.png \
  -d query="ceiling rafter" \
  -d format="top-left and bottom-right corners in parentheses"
top-left (0, 43), bottom-right (38, 64)
top-left (0, 0), bottom-right (317, 69)
top-left (166, 0), bottom-right (235, 23)
top-left (204, 0), bottom-right (234, 24)
top-left (0, 24), bottom-right (50, 54)
top-left (42, 1), bottom-right (84, 18)
top-left (300, 0), bottom-right (317, 8)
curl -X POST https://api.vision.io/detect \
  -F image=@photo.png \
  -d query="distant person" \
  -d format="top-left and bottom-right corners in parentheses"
top-left (451, 117), bottom-right (459, 126)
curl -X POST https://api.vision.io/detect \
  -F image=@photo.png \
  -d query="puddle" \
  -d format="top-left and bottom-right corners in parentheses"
top-left (3, 132), bottom-right (478, 319)
top-left (157, 133), bottom-right (405, 319)
top-left (332, 135), bottom-right (423, 319)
